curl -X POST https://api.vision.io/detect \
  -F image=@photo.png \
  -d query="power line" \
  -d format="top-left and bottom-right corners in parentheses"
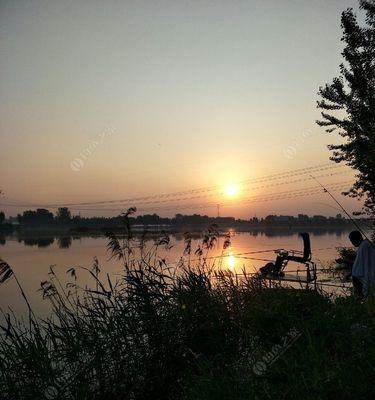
top-left (41, 181), bottom-right (351, 213)
top-left (0, 178), bottom-right (351, 211)
top-left (2, 163), bottom-right (351, 209)
top-left (0, 180), bottom-right (351, 213)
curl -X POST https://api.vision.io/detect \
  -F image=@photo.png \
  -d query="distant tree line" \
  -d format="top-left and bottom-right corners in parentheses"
top-left (2, 208), bottom-right (368, 229)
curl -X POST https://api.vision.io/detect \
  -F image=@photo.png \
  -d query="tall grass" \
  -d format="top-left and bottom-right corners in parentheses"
top-left (1, 210), bottom-right (375, 399)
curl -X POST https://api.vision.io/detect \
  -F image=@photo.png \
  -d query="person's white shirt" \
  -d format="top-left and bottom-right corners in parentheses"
top-left (352, 239), bottom-right (375, 296)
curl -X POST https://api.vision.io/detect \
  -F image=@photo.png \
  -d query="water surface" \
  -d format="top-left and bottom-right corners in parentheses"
top-left (0, 229), bottom-right (353, 317)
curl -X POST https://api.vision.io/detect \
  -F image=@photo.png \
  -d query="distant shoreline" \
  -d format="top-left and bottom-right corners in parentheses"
top-left (1, 224), bottom-right (360, 238)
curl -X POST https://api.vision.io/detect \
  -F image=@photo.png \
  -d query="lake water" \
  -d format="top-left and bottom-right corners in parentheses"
top-left (0, 229), bottom-right (354, 318)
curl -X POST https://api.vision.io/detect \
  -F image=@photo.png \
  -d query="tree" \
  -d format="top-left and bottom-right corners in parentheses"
top-left (0, 212), bottom-right (4, 224)
top-left (56, 207), bottom-right (72, 223)
top-left (19, 209), bottom-right (54, 225)
top-left (317, 0), bottom-right (375, 215)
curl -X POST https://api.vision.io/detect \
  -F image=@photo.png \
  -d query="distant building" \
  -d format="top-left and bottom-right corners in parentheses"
top-left (5, 216), bottom-right (20, 225)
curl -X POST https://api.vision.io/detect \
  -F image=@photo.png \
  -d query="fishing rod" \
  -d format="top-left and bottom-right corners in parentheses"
top-left (310, 174), bottom-right (373, 244)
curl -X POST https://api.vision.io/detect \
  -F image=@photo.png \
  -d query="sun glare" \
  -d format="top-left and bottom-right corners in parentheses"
top-left (227, 253), bottom-right (236, 271)
top-left (224, 183), bottom-right (238, 198)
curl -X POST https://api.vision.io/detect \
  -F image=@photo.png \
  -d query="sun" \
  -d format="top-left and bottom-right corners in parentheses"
top-left (224, 183), bottom-right (238, 198)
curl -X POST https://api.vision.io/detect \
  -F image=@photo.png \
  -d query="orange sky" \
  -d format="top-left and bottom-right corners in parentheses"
top-left (0, 0), bottom-right (364, 218)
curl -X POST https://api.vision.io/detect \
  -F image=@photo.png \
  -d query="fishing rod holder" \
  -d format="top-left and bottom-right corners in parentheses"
top-left (259, 233), bottom-right (317, 285)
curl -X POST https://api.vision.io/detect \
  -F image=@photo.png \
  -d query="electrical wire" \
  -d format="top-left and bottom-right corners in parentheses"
top-left (1, 163), bottom-right (350, 209)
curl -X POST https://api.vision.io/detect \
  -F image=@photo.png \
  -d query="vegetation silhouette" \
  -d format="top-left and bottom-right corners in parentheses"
top-left (317, 0), bottom-right (375, 215)
top-left (1, 208), bottom-right (375, 399)
top-left (12, 207), bottom-right (362, 232)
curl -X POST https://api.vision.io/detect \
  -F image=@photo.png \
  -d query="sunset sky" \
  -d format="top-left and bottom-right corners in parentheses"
top-left (0, 0), bottom-right (363, 218)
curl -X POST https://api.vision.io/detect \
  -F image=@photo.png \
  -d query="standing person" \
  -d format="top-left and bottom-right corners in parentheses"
top-left (349, 231), bottom-right (375, 298)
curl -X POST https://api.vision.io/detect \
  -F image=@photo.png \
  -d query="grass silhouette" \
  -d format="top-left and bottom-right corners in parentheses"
top-left (1, 209), bottom-right (375, 399)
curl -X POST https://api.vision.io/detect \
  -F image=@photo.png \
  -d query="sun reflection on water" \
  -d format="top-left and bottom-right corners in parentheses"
top-left (226, 251), bottom-right (236, 272)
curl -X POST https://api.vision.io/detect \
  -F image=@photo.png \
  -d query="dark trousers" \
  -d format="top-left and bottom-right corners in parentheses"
top-left (352, 276), bottom-right (364, 298)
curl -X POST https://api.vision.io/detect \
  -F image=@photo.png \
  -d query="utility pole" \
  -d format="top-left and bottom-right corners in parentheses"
top-left (217, 204), bottom-right (220, 218)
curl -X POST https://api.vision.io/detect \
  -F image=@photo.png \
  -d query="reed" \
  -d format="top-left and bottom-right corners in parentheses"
top-left (1, 210), bottom-right (375, 399)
